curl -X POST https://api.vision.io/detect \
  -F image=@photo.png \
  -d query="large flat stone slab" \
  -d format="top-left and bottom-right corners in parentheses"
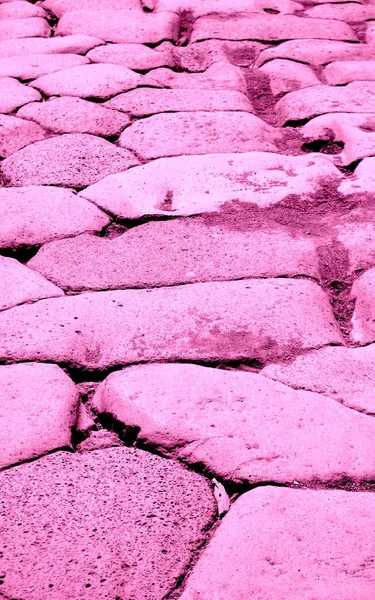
top-left (87, 42), bottom-right (174, 70)
top-left (143, 62), bottom-right (247, 93)
top-left (153, 0), bottom-right (303, 18)
top-left (350, 268), bottom-right (375, 344)
top-left (256, 40), bottom-right (375, 67)
top-left (0, 53), bottom-right (89, 80)
top-left (0, 363), bottom-right (78, 469)
top-left (0, 186), bottom-right (110, 248)
top-left (324, 61), bottom-right (375, 85)
top-left (0, 114), bottom-right (47, 158)
top-left (118, 112), bottom-right (280, 159)
top-left (0, 77), bottom-right (41, 113)
top-left (0, 17), bottom-right (50, 41)
top-left (80, 152), bottom-right (342, 218)
top-left (0, 279), bottom-right (342, 368)
top-left (179, 487), bottom-right (375, 600)
top-left (93, 363), bottom-right (375, 484)
top-left (0, 1), bottom-right (47, 18)
top-left (27, 220), bottom-right (319, 291)
top-left (259, 58), bottom-right (320, 95)
top-left (0, 34), bottom-right (103, 58)
top-left (45, 0), bottom-right (142, 16)
top-left (305, 2), bottom-right (375, 21)
top-left (0, 446), bottom-right (215, 600)
top-left (1, 134), bottom-right (139, 187)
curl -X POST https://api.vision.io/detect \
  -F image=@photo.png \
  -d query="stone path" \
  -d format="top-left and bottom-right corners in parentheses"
top-left (2, 1), bottom-right (375, 599)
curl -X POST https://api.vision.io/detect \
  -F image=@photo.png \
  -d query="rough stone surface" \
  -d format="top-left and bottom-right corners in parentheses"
top-left (143, 62), bottom-right (248, 93)
top-left (0, 77), bottom-right (41, 113)
top-left (153, 0), bottom-right (303, 18)
top-left (0, 53), bottom-right (89, 80)
top-left (0, 447), bottom-right (216, 600)
top-left (179, 487), bottom-right (375, 600)
top-left (305, 3), bottom-right (375, 21)
top-left (0, 34), bottom-right (104, 58)
top-left (0, 114), bottom-right (47, 158)
top-left (350, 268), bottom-right (375, 344)
top-left (0, 17), bottom-right (50, 41)
top-left (1, 134), bottom-right (139, 187)
top-left (0, 186), bottom-right (110, 249)
top-left (44, 0), bottom-right (142, 16)
top-left (259, 58), bottom-right (320, 96)
top-left (0, 363), bottom-right (78, 469)
top-left (0, 1), bottom-right (46, 18)
top-left (324, 61), bottom-right (375, 85)
top-left (256, 40), bottom-right (375, 67)
top-left (86, 42), bottom-right (174, 70)
top-left (0, 279), bottom-right (342, 368)
top-left (174, 39), bottom-right (265, 71)
top-left (339, 156), bottom-right (375, 195)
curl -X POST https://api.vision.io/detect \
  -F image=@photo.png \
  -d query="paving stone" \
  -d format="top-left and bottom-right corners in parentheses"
top-left (153, 0), bottom-right (303, 18)
top-left (325, 61), bottom-right (375, 87)
top-left (0, 363), bottom-right (79, 470)
top-left (44, 0), bottom-right (142, 16)
top-left (350, 268), bottom-right (375, 344)
top-left (0, 17), bottom-right (50, 41)
top-left (86, 42), bottom-right (175, 70)
top-left (179, 487), bottom-right (375, 600)
top-left (305, 2), bottom-right (375, 21)
top-left (56, 10), bottom-right (179, 44)
top-left (334, 221), bottom-right (375, 274)
top-left (93, 363), bottom-right (375, 484)
top-left (105, 88), bottom-right (253, 116)
top-left (0, 279), bottom-right (342, 368)
top-left (0, 77), bottom-right (41, 113)
top-left (366, 23), bottom-right (375, 44)
top-left (27, 220), bottom-right (319, 291)
top-left (275, 82), bottom-right (375, 125)
top-left (80, 152), bottom-right (342, 218)
top-left (0, 255), bottom-right (63, 311)
top-left (0, 186), bottom-right (110, 249)
top-left (0, 53), bottom-right (89, 80)
top-left (17, 97), bottom-right (131, 136)
top-left (174, 39), bottom-right (266, 71)
top-left (191, 14), bottom-right (357, 44)
top-left (0, 34), bottom-right (103, 58)
top-left (338, 156), bottom-right (375, 195)
top-left (0, 0), bottom-right (47, 18)
top-left (30, 64), bottom-right (148, 100)
top-left (259, 58), bottom-right (320, 96)
top-left (118, 112), bottom-right (279, 159)
top-left (0, 114), bottom-right (47, 158)
top-left (0, 446), bottom-right (215, 600)
top-left (262, 344), bottom-right (375, 414)
top-left (143, 62), bottom-right (247, 93)
top-left (1, 134), bottom-right (139, 187)
top-left (256, 40), bottom-right (375, 67)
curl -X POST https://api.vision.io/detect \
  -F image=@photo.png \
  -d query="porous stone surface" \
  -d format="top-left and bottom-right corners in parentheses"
top-left (0, 114), bottom-right (47, 157)
top-left (0, 77), bottom-right (41, 113)
top-left (259, 58), bottom-right (320, 95)
top-left (0, 17), bottom-right (50, 41)
top-left (256, 40), bottom-right (375, 67)
top-left (143, 62), bottom-right (248, 93)
top-left (86, 43), bottom-right (175, 70)
top-left (350, 268), bottom-right (375, 344)
top-left (0, 1), bottom-right (46, 18)
top-left (0, 53), bottom-right (90, 79)
top-left (44, 0), bottom-right (142, 16)
top-left (0, 34), bottom-right (104, 57)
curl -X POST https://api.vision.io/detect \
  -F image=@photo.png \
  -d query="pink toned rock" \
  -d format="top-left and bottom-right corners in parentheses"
top-left (262, 344), bottom-right (375, 414)
top-left (0, 77), bottom-right (41, 113)
top-left (259, 58), bottom-right (320, 96)
top-left (56, 10), bottom-right (179, 44)
top-left (118, 112), bottom-right (280, 159)
top-left (367, 23), bottom-right (375, 44)
top-left (350, 268), bottom-right (375, 344)
top-left (0, 255), bottom-right (63, 311)
top-left (0, 447), bottom-right (215, 600)
top-left (0, 0), bottom-right (47, 18)
top-left (180, 487), bottom-right (375, 600)
top-left (17, 97), bottom-right (131, 136)
top-left (0, 34), bottom-right (103, 58)
top-left (174, 39), bottom-right (265, 71)
top-left (1, 134), bottom-right (139, 187)
top-left (0, 363), bottom-right (78, 469)
top-left (0, 279), bottom-right (342, 368)
top-left (191, 14), bottom-right (357, 43)
top-left (80, 152), bottom-right (341, 218)
top-left (0, 114), bottom-right (47, 158)
top-left (0, 17), bottom-right (50, 41)
top-left (256, 40), bottom-right (375, 67)
top-left (75, 401), bottom-right (95, 433)
top-left (105, 88), bottom-right (252, 116)
top-left (339, 156), bottom-right (375, 195)
top-left (143, 62), bottom-right (247, 93)
top-left (0, 53), bottom-right (89, 79)
top-left (44, 0), bottom-right (142, 16)
top-left (325, 61), bottom-right (375, 85)
top-left (30, 64), bottom-right (147, 100)
top-left (86, 42), bottom-right (175, 70)
top-left (0, 186), bottom-right (110, 248)
top-left (305, 2), bottom-right (375, 21)
top-left (334, 221), bottom-right (375, 273)
top-left (93, 363), bottom-right (375, 484)
top-left (153, 0), bottom-right (303, 18)
top-left (27, 221), bottom-right (319, 291)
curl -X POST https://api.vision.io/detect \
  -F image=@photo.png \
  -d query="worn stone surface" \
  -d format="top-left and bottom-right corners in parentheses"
top-left (256, 40), bottom-right (375, 67)
top-left (44, 0), bottom-right (142, 16)
top-left (174, 39), bottom-right (266, 71)
top-left (0, 53), bottom-right (89, 80)
top-left (0, 363), bottom-right (78, 469)
top-left (339, 156), bottom-right (375, 195)
top-left (350, 268), bottom-right (375, 344)
top-left (0, 279), bottom-right (341, 368)
top-left (0, 1), bottom-right (46, 18)
top-left (0, 447), bottom-right (216, 600)
top-left (86, 42), bottom-right (175, 70)
top-left (0, 114), bottom-right (47, 158)
top-left (153, 0), bottom-right (303, 18)
top-left (259, 58), bottom-right (320, 96)
top-left (0, 17), bottom-right (50, 41)
top-left (143, 62), bottom-right (248, 93)
top-left (324, 61), bottom-right (375, 85)
top-left (0, 77), bottom-right (41, 114)
top-left (0, 34), bottom-right (103, 57)
top-left (1, 134), bottom-right (139, 187)
top-left (179, 487), bottom-right (375, 600)
top-left (305, 2), bottom-right (375, 21)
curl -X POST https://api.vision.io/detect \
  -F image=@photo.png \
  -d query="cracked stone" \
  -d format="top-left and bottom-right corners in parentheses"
top-left (350, 268), bottom-right (375, 344)
top-left (0, 17), bottom-right (50, 41)
top-left (0, 77), bottom-right (41, 114)
top-left (0, 114), bottom-right (47, 158)
top-left (0, 53), bottom-right (90, 80)
top-left (86, 42), bottom-right (175, 70)
top-left (259, 58), bottom-right (320, 96)
top-left (0, 35), bottom-right (104, 58)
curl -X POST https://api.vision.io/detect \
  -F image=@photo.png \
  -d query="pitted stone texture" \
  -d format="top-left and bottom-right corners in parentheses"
top-left (0, 114), bottom-right (47, 158)
top-left (0, 363), bottom-right (78, 469)
top-left (276, 83), bottom-right (375, 124)
top-left (118, 112), bottom-right (279, 159)
top-left (350, 268), bottom-right (375, 344)
top-left (80, 152), bottom-right (342, 219)
top-left (339, 156), bottom-right (375, 195)
top-left (143, 62), bottom-right (247, 93)
top-left (87, 43), bottom-right (175, 70)
top-left (0, 447), bottom-right (215, 600)
top-left (0, 279), bottom-right (342, 369)
top-left (191, 14), bottom-right (357, 43)
top-left (105, 88), bottom-right (252, 116)
top-left (256, 40), bottom-right (375, 67)
top-left (93, 363), bottom-right (375, 484)
top-left (259, 59), bottom-right (320, 96)
top-left (0, 54), bottom-right (89, 80)
top-left (44, 0), bottom-right (142, 16)
top-left (174, 40), bottom-right (265, 71)
top-left (56, 10), bottom-right (179, 44)
top-left (30, 64), bottom-right (147, 100)
top-left (154, 0), bottom-right (303, 17)
top-left (325, 61), bottom-right (375, 85)
top-left (18, 97), bottom-right (131, 136)
top-left (306, 2), bottom-right (375, 21)
top-left (0, 255), bottom-right (63, 311)
top-left (367, 23), bottom-right (375, 44)
top-left (0, 35), bottom-right (103, 58)
top-left (27, 221), bottom-right (319, 291)
top-left (0, 77), bottom-right (41, 114)
top-left (334, 221), bottom-right (375, 274)
top-left (1, 134), bottom-right (139, 187)
top-left (0, 186), bottom-right (110, 249)
top-left (0, 17), bottom-right (50, 41)
top-left (179, 487), bottom-right (375, 600)
top-left (0, 1), bottom-right (47, 18)
top-left (262, 345), bottom-right (375, 414)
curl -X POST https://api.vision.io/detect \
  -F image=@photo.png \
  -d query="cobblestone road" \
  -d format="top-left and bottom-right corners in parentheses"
top-left (2, 1), bottom-right (375, 598)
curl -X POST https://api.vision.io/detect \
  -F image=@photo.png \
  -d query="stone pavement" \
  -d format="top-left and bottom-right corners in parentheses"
top-left (3, 1), bottom-right (375, 599)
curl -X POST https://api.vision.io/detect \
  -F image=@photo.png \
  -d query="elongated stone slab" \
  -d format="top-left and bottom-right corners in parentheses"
top-left (306, 2), bottom-right (375, 21)
top-left (45, 0), bottom-right (142, 16)
top-left (0, 53), bottom-right (89, 80)
top-left (0, 114), bottom-right (47, 158)
top-left (154, 0), bottom-right (303, 18)
top-left (0, 279), bottom-right (342, 368)
top-left (0, 1), bottom-right (47, 18)
top-left (0, 17), bottom-right (50, 41)
top-left (0, 34), bottom-right (103, 58)
top-left (87, 42), bottom-right (174, 70)
top-left (0, 77), bottom-right (41, 114)
top-left (142, 62), bottom-right (248, 93)
top-left (259, 58), bottom-right (320, 95)
top-left (324, 61), bottom-right (375, 86)
top-left (0, 363), bottom-right (78, 469)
